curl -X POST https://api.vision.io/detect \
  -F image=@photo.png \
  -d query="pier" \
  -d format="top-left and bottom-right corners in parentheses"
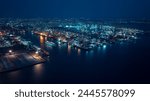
top-left (0, 53), bottom-right (45, 73)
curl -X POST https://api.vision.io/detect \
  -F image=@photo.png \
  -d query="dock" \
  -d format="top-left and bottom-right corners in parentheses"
top-left (0, 53), bottom-right (45, 73)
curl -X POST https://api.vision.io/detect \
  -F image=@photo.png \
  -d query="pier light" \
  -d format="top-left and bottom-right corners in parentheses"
top-left (8, 50), bottom-right (13, 55)
top-left (66, 25), bottom-right (69, 28)
top-left (9, 50), bottom-right (12, 53)
top-left (35, 51), bottom-right (39, 54)
top-left (103, 45), bottom-right (106, 48)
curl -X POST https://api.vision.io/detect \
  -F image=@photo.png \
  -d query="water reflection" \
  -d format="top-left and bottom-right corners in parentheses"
top-left (68, 45), bottom-right (71, 55)
top-left (45, 37), bottom-right (47, 42)
top-left (40, 36), bottom-right (44, 44)
top-left (85, 50), bottom-right (94, 58)
top-left (8, 70), bottom-right (21, 80)
top-left (33, 64), bottom-right (44, 78)
top-left (89, 50), bottom-right (94, 57)
top-left (102, 45), bottom-right (107, 54)
top-left (97, 46), bottom-right (101, 51)
top-left (77, 49), bottom-right (81, 56)
top-left (40, 36), bottom-right (47, 49)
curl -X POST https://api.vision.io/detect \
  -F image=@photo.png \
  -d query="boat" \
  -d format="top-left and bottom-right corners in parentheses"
top-left (73, 44), bottom-right (92, 51)
top-left (45, 41), bottom-right (56, 47)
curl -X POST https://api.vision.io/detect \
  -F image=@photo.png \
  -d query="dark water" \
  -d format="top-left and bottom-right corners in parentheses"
top-left (0, 25), bottom-right (150, 84)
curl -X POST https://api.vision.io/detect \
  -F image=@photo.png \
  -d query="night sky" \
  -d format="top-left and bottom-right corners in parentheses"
top-left (0, 0), bottom-right (150, 19)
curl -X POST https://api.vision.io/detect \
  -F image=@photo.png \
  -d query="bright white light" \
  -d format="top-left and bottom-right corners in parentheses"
top-left (9, 50), bottom-right (12, 53)
top-left (58, 38), bottom-right (61, 41)
top-left (103, 45), bottom-right (107, 48)
top-left (35, 51), bottom-right (39, 54)
top-left (66, 25), bottom-right (69, 28)
top-left (58, 41), bottom-right (61, 45)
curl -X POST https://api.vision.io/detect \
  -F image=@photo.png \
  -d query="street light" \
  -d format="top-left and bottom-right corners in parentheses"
top-left (35, 51), bottom-right (39, 54)
top-left (9, 50), bottom-right (12, 53)
top-left (9, 50), bottom-right (12, 55)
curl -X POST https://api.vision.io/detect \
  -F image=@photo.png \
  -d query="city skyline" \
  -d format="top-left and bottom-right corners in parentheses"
top-left (0, 1), bottom-right (150, 84)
